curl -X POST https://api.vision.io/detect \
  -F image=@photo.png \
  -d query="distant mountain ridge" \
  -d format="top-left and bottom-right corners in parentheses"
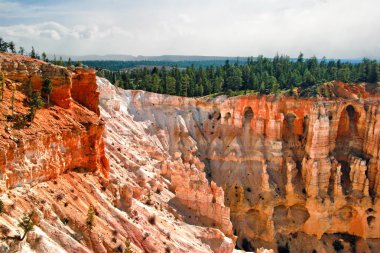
top-left (49, 54), bottom-right (375, 64)
top-left (53, 54), bottom-right (246, 62)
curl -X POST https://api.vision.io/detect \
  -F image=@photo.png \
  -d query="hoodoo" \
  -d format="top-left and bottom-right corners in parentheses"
top-left (119, 81), bottom-right (380, 252)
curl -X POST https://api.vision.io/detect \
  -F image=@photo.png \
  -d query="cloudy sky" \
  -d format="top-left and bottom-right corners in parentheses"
top-left (0, 0), bottom-right (379, 58)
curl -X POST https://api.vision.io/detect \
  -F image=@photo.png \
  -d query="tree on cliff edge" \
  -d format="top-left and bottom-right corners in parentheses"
top-left (42, 78), bottom-right (53, 107)
top-left (28, 91), bottom-right (44, 122)
top-left (18, 211), bottom-right (35, 241)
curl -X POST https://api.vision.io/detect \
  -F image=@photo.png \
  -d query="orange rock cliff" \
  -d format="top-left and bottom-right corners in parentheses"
top-left (0, 53), bottom-right (236, 253)
top-left (1, 52), bottom-right (380, 253)
top-left (0, 53), bottom-right (108, 188)
top-left (123, 82), bottom-right (380, 251)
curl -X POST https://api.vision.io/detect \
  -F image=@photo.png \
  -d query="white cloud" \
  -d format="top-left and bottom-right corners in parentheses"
top-left (0, 22), bottom-right (132, 40)
top-left (0, 0), bottom-right (379, 58)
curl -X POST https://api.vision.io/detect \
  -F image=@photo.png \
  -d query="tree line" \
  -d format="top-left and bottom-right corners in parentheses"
top-left (0, 37), bottom-right (81, 67)
top-left (97, 54), bottom-right (380, 97)
top-left (1, 36), bottom-right (379, 97)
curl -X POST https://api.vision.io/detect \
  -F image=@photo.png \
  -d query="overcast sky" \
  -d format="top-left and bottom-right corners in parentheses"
top-left (0, 0), bottom-right (379, 58)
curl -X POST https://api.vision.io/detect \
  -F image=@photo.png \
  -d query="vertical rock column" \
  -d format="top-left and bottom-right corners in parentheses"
top-left (303, 104), bottom-right (331, 197)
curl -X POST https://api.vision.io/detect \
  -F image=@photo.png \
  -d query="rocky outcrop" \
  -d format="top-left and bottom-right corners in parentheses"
top-left (0, 56), bottom-right (237, 253)
top-left (0, 52), bottom-right (108, 189)
top-left (98, 78), bottom-right (236, 252)
top-left (121, 82), bottom-right (380, 251)
top-left (71, 68), bottom-right (100, 115)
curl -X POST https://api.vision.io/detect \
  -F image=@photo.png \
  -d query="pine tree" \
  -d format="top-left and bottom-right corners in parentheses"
top-left (59, 56), bottom-right (64, 66)
top-left (67, 57), bottom-right (72, 67)
top-left (18, 47), bottom-right (25, 55)
top-left (0, 37), bottom-right (8, 52)
top-left (271, 81), bottom-right (280, 95)
top-left (212, 76), bottom-right (223, 93)
top-left (30, 47), bottom-right (37, 59)
top-left (42, 78), bottom-right (53, 107)
top-left (166, 76), bottom-right (176, 95)
top-left (8, 41), bottom-right (16, 53)
top-left (142, 74), bottom-right (152, 91)
top-left (28, 91), bottom-right (44, 122)
top-left (42, 52), bottom-right (48, 62)
top-left (180, 74), bottom-right (190, 96)
top-left (18, 211), bottom-right (35, 241)
top-left (259, 82), bottom-right (266, 94)
top-left (151, 74), bottom-right (160, 93)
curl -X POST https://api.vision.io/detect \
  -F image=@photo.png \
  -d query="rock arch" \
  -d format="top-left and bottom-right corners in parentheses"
top-left (334, 104), bottom-right (366, 195)
top-left (282, 113), bottom-right (297, 139)
top-left (224, 112), bottom-right (232, 125)
top-left (335, 104), bottom-right (364, 160)
top-left (243, 107), bottom-right (254, 127)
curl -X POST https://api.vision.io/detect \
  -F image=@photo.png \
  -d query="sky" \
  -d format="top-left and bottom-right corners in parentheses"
top-left (0, 0), bottom-right (379, 58)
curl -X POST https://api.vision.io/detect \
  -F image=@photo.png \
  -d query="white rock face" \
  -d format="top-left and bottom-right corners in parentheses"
top-left (97, 77), bottom-right (236, 252)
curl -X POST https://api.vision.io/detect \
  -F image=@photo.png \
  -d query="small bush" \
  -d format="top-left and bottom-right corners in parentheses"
top-left (18, 211), bottom-right (35, 240)
top-left (124, 237), bottom-right (133, 253)
top-left (148, 215), bottom-right (156, 225)
top-left (145, 190), bottom-right (153, 205)
top-left (56, 193), bottom-right (64, 201)
top-left (86, 205), bottom-right (95, 230)
top-left (12, 114), bottom-right (29, 129)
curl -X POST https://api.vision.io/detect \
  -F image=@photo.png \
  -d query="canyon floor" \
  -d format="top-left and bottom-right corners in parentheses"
top-left (1, 53), bottom-right (380, 253)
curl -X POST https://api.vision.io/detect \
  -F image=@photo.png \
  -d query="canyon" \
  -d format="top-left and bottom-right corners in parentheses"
top-left (1, 52), bottom-right (380, 253)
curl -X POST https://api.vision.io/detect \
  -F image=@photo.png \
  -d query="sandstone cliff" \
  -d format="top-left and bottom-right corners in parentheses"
top-left (122, 82), bottom-right (380, 252)
top-left (0, 53), bottom-right (108, 188)
top-left (2, 51), bottom-right (380, 252)
top-left (0, 53), bottom-right (236, 253)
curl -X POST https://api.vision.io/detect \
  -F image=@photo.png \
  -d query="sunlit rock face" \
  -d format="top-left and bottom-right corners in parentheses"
top-left (1, 51), bottom-right (380, 252)
top-left (98, 78), bottom-right (236, 252)
top-left (0, 54), bottom-right (235, 253)
top-left (123, 82), bottom-right (380, 251)
top-left (0, 53), bottom-right (109, 189)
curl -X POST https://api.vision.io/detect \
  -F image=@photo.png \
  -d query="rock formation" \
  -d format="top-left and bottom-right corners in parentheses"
top-left (0, 53), bottom-right (109, 189)
top-left (0, 53), bottom-right (235, 253)
top-left (2, 52), bottom-right (380, 252)
top-left (121, 82), bottom-right (380, 252)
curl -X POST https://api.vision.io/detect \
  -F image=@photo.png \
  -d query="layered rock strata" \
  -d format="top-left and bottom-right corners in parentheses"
top-left (122, 82), bottom-right (380, 251)
top-left (0, 54), bottom-right (236, 253)
top-left (0, 53), bottom-right (108, 189)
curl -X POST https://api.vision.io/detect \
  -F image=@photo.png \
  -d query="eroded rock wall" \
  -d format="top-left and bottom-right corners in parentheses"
top-left (123, 83), bottom-right (380, 251)
top-left (0, 53), bottom-right (108, 189)
top-left (0, 55), bottom-right (236, 253)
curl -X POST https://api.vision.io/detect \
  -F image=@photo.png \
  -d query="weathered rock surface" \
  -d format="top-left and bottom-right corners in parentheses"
top-left (0, 53), bottom-right (108, 188)
top-left (2, 52), bottom-right (380, 252)
top-left (121, 82), bottom-right (380, 252)
top-left (0, 53), bottom-right (236, 253)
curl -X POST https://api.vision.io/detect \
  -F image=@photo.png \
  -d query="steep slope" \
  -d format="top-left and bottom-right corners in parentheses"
top-left (0, 53), bottom-right (236, 253)
top-left (119, 82), bottom-right (380, 252)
